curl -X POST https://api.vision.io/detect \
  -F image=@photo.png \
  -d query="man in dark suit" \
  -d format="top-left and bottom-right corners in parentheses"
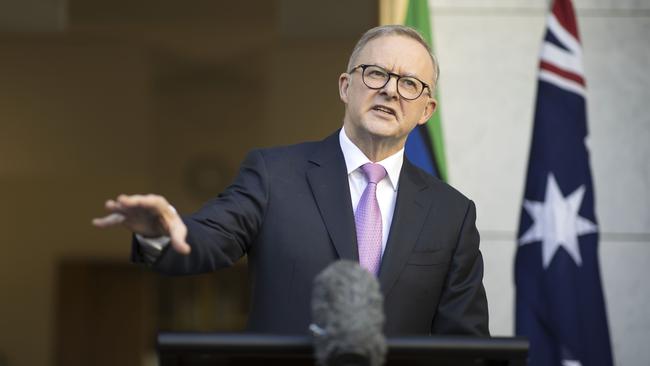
top-left (94, 25), bottom-right (489, 336)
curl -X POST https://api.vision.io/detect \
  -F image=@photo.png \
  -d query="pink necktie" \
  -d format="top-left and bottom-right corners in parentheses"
top-left (355, 163), bottom-right (387, 275)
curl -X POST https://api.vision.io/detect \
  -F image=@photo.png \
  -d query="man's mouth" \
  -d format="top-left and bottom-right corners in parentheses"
top-left (371, 105), bottom-right (397, 117)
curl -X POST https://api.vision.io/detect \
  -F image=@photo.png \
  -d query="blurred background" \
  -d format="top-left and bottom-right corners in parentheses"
top-left (0, 0), bottom-right (647, 365)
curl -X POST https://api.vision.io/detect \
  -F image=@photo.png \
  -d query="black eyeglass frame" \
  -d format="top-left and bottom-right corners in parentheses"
top-left (348, 64), bottom-right (432, 100)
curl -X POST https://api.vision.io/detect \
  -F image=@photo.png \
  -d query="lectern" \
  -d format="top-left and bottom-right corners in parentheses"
top-left (158, 332), bottom-right (528, 366)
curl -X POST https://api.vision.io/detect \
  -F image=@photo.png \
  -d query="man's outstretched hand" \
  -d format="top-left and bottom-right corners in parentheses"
top-left (92, 194), bottom-right (191, 255)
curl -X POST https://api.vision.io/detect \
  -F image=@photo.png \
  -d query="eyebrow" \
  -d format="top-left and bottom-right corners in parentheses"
top-left (375, 63), bottom-right (423, 80)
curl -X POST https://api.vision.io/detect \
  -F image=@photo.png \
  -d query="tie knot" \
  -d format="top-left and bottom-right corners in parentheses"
top-left (361, 163), bottom-right (387, 184)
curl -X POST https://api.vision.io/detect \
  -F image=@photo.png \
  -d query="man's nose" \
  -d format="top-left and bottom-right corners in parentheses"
top-left (379, 75), bottom-right (399, 98)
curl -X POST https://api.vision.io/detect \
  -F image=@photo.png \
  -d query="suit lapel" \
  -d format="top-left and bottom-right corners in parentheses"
top-left (378, 159), bottom-right (434, 295)
top-left (306, 131), bottom-right (359, 261)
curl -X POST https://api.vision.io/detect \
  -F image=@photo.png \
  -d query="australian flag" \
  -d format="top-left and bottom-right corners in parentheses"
top-left (515, 1), bottom-right (614, 366)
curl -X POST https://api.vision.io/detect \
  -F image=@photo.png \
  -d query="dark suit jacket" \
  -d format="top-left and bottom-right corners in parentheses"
top-left (134, 131), bottom-right (489, 336)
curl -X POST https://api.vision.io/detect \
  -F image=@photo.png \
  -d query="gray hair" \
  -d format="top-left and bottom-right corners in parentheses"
top-left (347, 24), bottom-right (440, 91)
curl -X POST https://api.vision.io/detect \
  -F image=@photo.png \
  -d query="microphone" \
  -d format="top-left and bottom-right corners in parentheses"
top-left (310, 260), bottom-right (387, 366)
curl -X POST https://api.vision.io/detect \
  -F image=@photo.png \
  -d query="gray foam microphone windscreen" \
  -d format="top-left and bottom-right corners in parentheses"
top-left (311, 260), bottom-right (387, 366)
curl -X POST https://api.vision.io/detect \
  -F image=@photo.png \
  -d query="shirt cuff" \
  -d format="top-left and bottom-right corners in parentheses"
top-left (135, 234), bottom-right (171, 262)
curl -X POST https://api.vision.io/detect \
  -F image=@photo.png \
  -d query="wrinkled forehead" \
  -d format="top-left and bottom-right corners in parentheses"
top-left (351, 35), bottom-right (435, 85)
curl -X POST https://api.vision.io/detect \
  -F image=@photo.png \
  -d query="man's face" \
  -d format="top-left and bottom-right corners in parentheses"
top-left (339, 35), bottom-right (437, 149)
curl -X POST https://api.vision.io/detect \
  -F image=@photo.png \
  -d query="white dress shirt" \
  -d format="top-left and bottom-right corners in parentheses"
top-left (339, 127), bottom-right (403, 257)
top-left (138, 128), bottom-right (404, 260)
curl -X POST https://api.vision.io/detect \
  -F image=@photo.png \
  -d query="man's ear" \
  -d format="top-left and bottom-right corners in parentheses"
top-left (339, 73), bottom-right (350, 103)
top-left (418, 97), bottom-right (437, 125)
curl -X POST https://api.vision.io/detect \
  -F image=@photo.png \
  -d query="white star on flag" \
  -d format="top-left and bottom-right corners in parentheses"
top-left (518, 173), bottom-right (597, 268)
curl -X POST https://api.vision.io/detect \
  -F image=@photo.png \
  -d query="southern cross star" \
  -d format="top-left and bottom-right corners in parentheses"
top-left (518, 173), bottom-right (597, 268)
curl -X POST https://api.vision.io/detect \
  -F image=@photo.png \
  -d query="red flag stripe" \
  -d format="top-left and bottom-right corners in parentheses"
top-left (552, 0), bottom-right (580, 41)
top-left (540, 60), bottom-right (585, 86)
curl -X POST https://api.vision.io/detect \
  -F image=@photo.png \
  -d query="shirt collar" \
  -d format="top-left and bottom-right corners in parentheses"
top-left (339, 127), bottom-right (404, 191)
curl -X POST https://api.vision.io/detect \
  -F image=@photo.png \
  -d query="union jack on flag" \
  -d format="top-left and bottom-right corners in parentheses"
top-left (538, 0), bottom-right (586, 97)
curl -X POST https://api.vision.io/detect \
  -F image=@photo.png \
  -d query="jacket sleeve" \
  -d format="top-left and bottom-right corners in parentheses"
top-left (431, 200), bottom-right (490, 336)
top-left (136, 149), bottom-right (269, 275)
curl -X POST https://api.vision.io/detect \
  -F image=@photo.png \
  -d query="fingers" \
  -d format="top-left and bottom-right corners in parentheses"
top-left (116, 194), bottom-right (159, 209)
top-left (116, 194), bottom-right (173, 217)
top-left (92, 199), bottom-right (126, 227)
top-left (96, 194), bottom-right (170, 233)
top-left (104, 199), bottom-right (123, 212)
top-left (158, 201), bottom-right (191, 255)
top-left (92, 212), bottom-right (126, 227)
top-left (94, 193), bottom-right (191, 255)
top-left (169, 216), bottom-right (191, 255)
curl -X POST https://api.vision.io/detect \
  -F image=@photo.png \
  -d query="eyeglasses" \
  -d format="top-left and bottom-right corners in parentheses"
top-left (348, 64), bottom-right (431, 100)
